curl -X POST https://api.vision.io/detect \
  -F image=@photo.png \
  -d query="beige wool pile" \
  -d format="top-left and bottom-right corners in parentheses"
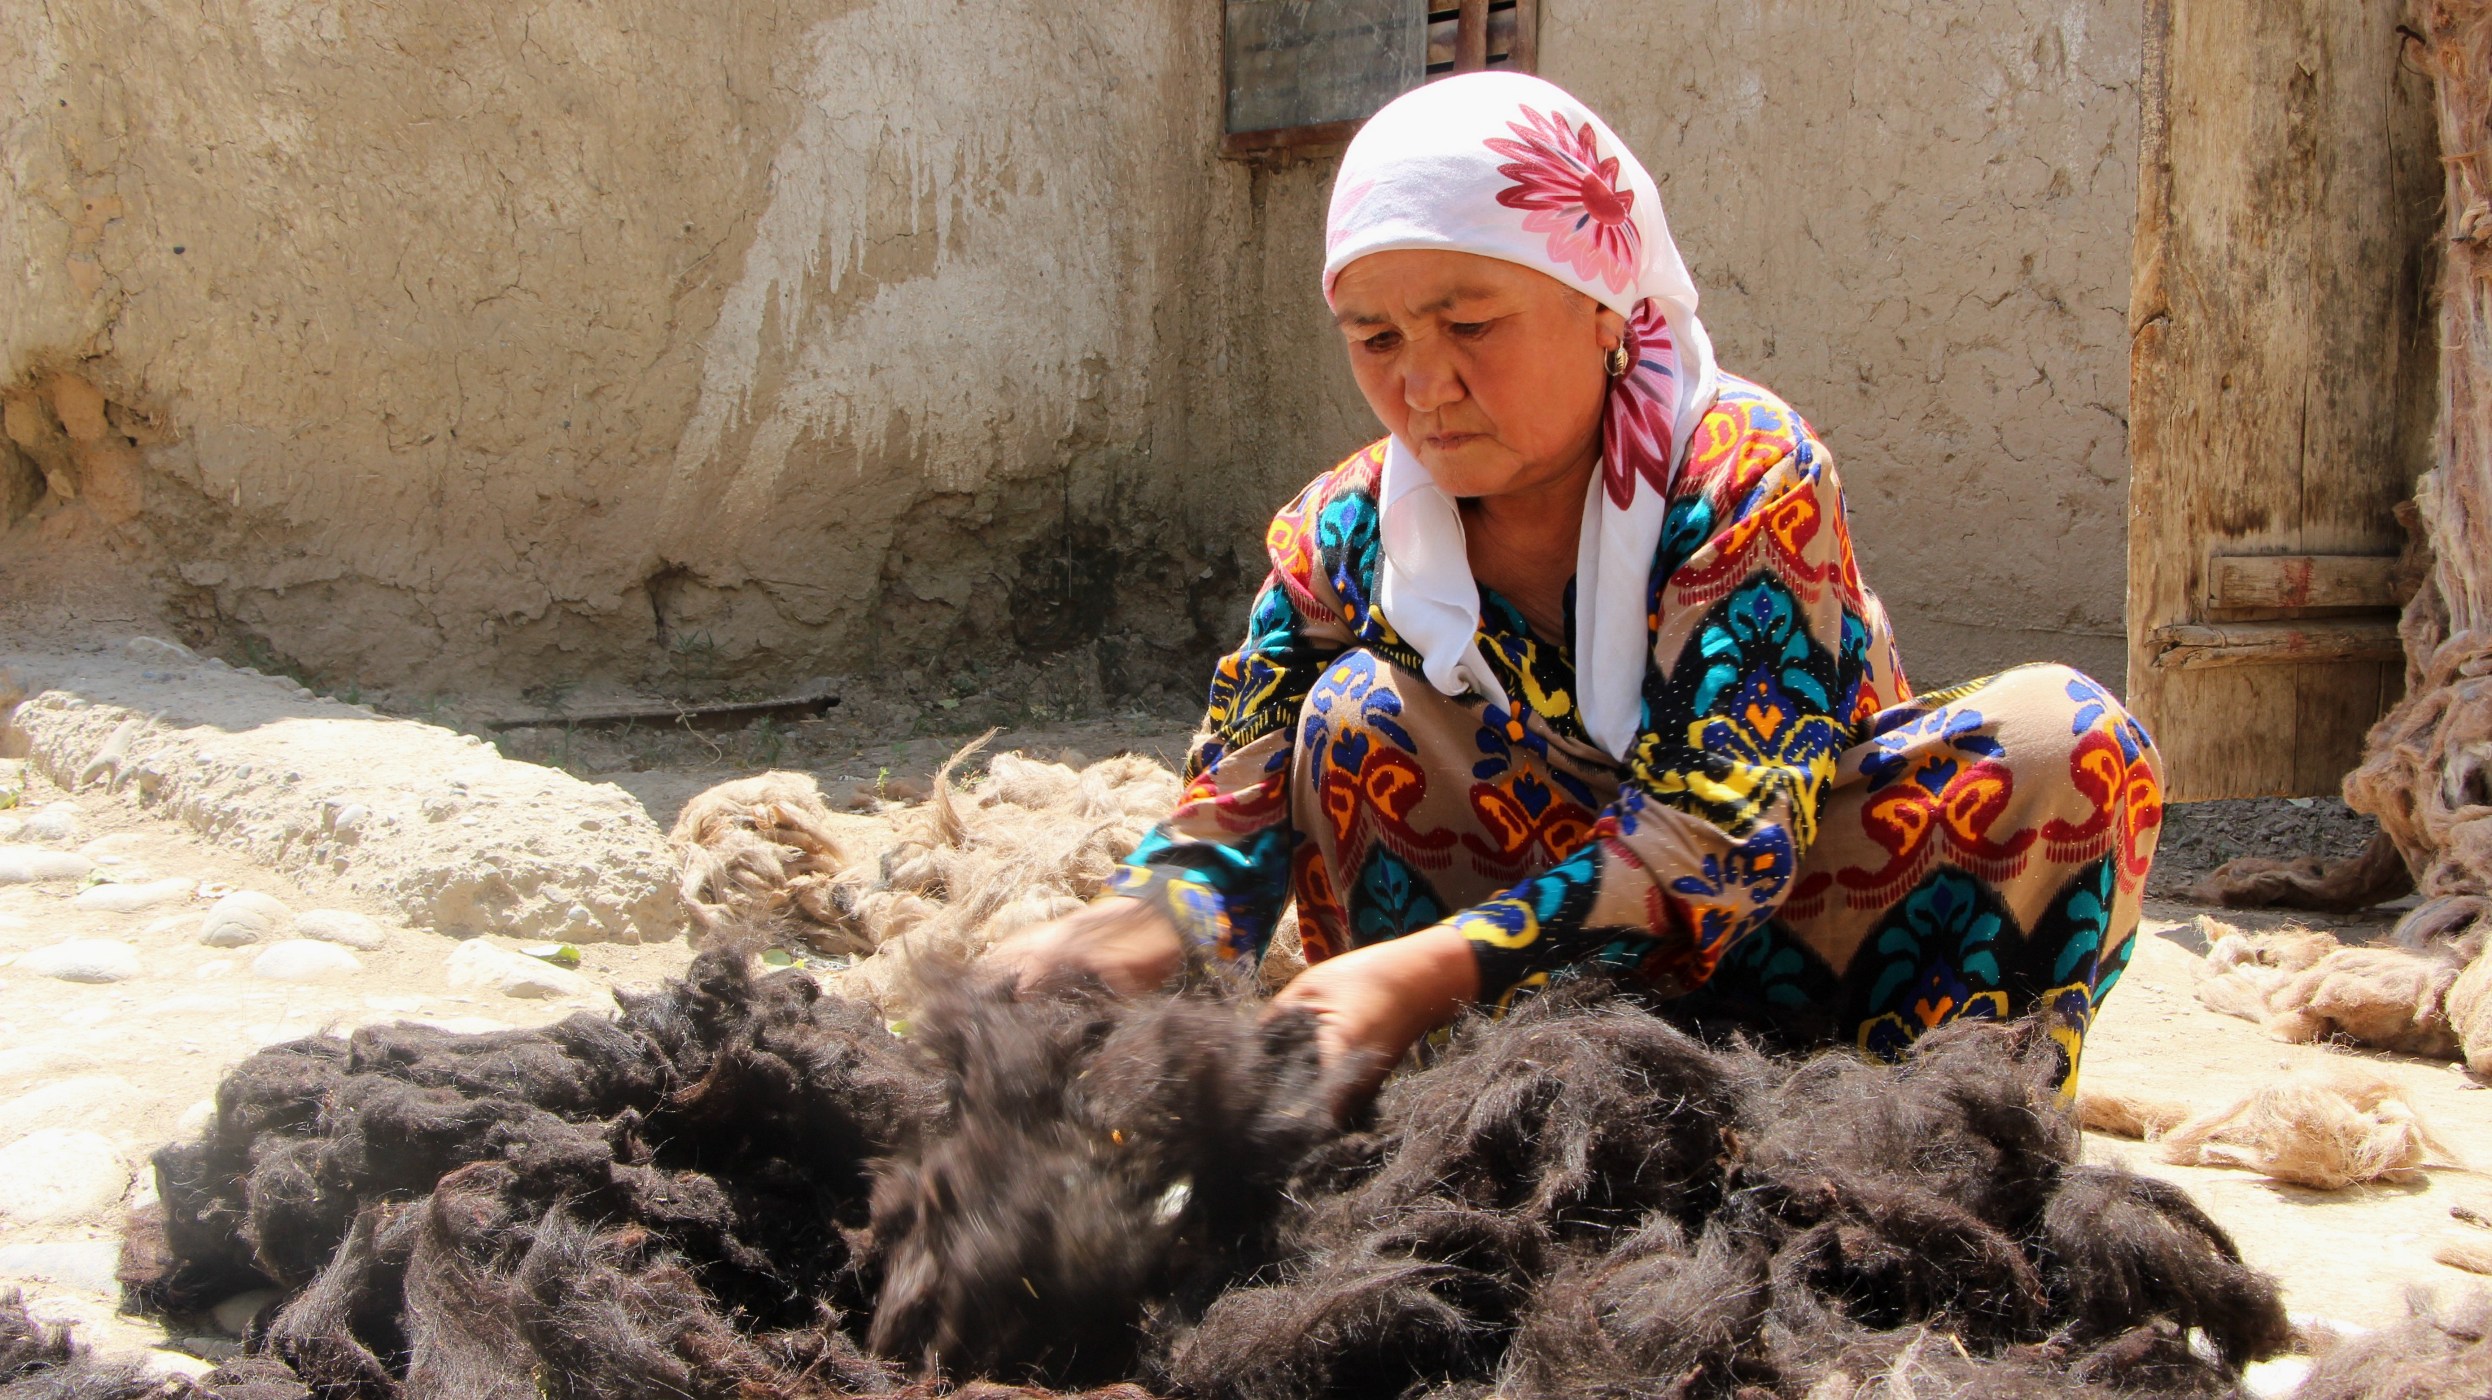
top-left (2191, 914), bottom-right (2492, 1071)
top-left (669, 739), bottom-right (1182, 1013)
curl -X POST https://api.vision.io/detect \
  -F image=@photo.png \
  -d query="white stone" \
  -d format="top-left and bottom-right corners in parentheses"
top-left (122, 636), bottom-right (197, 664)
top-left (146, 1351), bottom-right (216, 1379)
top-left (293, 908), bottom-right (385, 950)
top-left (445, 939), bottom-right (589, 999)
top-left (0, 817), bottom-right (19, 841)
top-left (175, 1099), bottom-right (216, 1137)
top-left (0, 846), bottom-right (93, 884)
top-left (209, 1287), bottom-right (282, 1336)
top-left (199, 890), bottom-right (289, 946)
top-left (20, 804), bottom-right (79, 843)
top-left (410, 1015), bottom-right (516, 1035)
top-left (0, 1130), bottom-right (128, 1224)
top-left (250, 939), bottom-right (363, 983)
top-left (72, 878), bottom-right (193, 913)
top-left (18, 939), bottom-right (142, 983)
top-left (0, 1240), bottom-right (122, 1294)
top-left (0, 1076), bottom-right (139, 1141)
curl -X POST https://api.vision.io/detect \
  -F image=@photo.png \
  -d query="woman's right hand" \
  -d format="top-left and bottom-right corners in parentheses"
top-left (990, 895), bottom-right (1186, 996)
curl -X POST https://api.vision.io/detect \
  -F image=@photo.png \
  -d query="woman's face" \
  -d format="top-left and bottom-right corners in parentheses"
top-left (1332, 249), bottom-right (1622, 500)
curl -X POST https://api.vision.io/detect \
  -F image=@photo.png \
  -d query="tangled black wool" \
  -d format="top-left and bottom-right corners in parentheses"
top-left (109, 948), bottom-right (2319, 1398)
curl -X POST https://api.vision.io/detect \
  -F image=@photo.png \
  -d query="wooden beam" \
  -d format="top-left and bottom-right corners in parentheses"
top-left (1505, 0), bottom-right (1538, 71)
top-left (1220, 117), bottom-right (1364, 163)
top-left (2147, 621), bottom-right (2404, 671)
top-left (1455, 0), bottom-right (1489, 71)
top-left (2206, 553), bottom-right (2402, 613)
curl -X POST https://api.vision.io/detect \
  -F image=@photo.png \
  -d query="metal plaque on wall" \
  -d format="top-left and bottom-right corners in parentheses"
top-left (1224, 0), bottom-right (1424, 145)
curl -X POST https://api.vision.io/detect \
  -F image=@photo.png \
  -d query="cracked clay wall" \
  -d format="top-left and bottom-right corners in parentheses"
top-left (2, 0), bottom-right (1264, 700)
top-left (3, 0), bottom-right (2139, 700)
top-left (1229, 0), bottom-right (2142, 691)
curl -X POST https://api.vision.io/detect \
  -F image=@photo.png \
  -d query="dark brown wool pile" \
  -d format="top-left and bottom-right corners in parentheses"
top-left (79, 946), bottom-right (2375, 1398)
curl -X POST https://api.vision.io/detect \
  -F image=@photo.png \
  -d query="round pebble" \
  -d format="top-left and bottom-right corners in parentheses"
top-left (199, 890), bottom-right (290, 947)
top-left (122, 636), bottom-right (197, 663)
top-left (17, 939), bottom-right (142, 983)
top-left (0, 1240), bottom-right (123, 1295)
top-left (293, 908), bottom-right (386, 951)
top-left (0, 1130), bottom-right (128, 1225)
top-left (0, 846), bottom-right (94, 884)
top-left (72, 877), bottom-right (193, 913)
top-left (249, 939), bottom-right (363, 983)
top-left (20, 804), bottom-right (80, 843)
top-left (208, 1287), bottom-right (282, 1336)
top-left (445, 939), bottom-right (589, 1000)
top-left (0, 1076), bottom-right (138, 1142)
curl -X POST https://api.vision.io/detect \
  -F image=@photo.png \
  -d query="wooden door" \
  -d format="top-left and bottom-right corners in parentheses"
top-left (2127, 0), bottom-right (2442, 800)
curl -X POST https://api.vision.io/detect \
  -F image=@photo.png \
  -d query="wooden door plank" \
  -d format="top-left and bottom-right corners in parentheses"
top-left (2205, 554), bottom-right (2400, 613)
top-left (2147, 620), bottom-right (2404, 669)
top-left (2126, 0), bottom-right (2439, 800)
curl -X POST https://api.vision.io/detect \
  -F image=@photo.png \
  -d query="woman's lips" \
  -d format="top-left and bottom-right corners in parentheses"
top-left (1424, 431), bottom-right (1484, 449)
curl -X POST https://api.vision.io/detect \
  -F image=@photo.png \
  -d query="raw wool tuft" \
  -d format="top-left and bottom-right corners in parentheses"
top-left (2438, 1237), bottom-right (2492, 1276)
top-left (1170, 998), bottom-right (2286, 1400)
top-left (2156, 1065), bottom-right (2462, 1190)
top-left (114, 953), bottom-right (2290, 1399)
top-left (124, 940), bottom-right (941, 1397)
top-left (2074, 1084), bottom-right (2194, 1141)
top-left (2447, 942), bottom-right (2492, 1077)
top-left (2288, 1289), bottom-right (2492, 1400)
top-left (2194, 921), bottom-right (2469, 1060)
top-left (668, 770), bottom-right (857, 946)
top-left (2189, 828), bottom-right (2415, 913)
top-left (665, 740), bottom-right (1183, 999)
top-left (863, 969), bottom-right (1346, 1386)
top-left (831, 741), bottom-right (1182, 1015)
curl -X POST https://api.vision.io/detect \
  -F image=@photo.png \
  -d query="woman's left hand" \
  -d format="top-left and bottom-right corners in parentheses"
top-left (1268, 924), bottom-right (1480, 1108)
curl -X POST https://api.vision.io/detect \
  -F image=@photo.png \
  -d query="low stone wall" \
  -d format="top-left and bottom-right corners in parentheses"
top-left (0, 639), bottom-right (683, 942)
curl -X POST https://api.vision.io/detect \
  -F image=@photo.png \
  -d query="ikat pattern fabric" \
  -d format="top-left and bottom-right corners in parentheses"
top-left (1110, 376), bottom-right (2163, 1074)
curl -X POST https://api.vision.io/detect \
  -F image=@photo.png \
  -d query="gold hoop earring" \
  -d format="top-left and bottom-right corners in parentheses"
top-left (1605, 345), bottom-right (1631, 378)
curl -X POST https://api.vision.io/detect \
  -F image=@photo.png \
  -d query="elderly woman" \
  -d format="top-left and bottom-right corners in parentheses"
top-left (1011, 73), bottom-right (2160, 1095)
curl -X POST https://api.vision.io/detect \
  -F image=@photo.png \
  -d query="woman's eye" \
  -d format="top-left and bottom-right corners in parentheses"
top-left (1449, 321), bottom-right (1490, 339)
top-left (1360, 331), bottom-right (1402, 353)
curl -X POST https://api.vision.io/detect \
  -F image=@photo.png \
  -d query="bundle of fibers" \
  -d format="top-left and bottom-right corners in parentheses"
top-left (2288, 1290), bottom-right (2492, 1400)
top-left (122, 952), bottom-right (2289, 1400)
top-left (1166, 994), bottom-right (2289, 1400)
top-left (832, 748), bottom-right (1182, 1013)
top-left (2195, 923), bottom-right (2469, 1060)
top-left (2155, 1066), bottom-right (2460, 1190)
top-left (863, 971), bottom-right (1347, 1386)
top-left (123, 944), bottom-right (942, 1397)
top-left (1166, 981), bottom-right (1764, 1400)
top-left (671, 743), bottom-right (1182, 1008)
top-left (671, 771), bottom-right (857, 946)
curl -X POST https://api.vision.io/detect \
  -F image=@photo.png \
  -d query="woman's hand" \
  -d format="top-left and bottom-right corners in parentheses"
top-left (990, 895), bottom-right (1185, 996)
top-left (1269, 924), bottom-right (1480, 1104)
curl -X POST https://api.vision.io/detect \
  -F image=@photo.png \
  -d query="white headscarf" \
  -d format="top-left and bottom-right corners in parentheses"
top-left (1324, 71), bottom-right (1721, 760)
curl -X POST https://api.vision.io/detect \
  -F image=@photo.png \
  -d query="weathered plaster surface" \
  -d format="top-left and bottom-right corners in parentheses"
top-left (2, 0), bottom-right (2137, 696)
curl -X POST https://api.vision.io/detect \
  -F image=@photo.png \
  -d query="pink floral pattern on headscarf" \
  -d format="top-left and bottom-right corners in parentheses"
top-left (1486, 106), bottom-right (1640, 294)
top-left (1602, 302), bottom-right (1683, 509)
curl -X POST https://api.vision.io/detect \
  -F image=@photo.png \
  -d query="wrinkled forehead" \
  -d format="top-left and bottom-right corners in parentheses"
top-left (1328, 249), bottom-right (1582, 326)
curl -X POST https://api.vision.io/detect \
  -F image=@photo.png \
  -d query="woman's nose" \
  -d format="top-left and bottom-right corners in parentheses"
top-left (1400, 353), bottom-right (1465, 414)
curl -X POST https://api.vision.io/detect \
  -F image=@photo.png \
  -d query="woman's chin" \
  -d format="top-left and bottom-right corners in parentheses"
top-left (1414, 446), bottom-right (1520, 497)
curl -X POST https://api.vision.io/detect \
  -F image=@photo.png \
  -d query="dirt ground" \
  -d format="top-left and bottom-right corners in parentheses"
top-left (0, 727), bottom-right (2486, 1376)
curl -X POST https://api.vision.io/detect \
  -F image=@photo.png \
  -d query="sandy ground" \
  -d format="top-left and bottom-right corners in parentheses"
top-left (2082, 900), bottom-right (2492, 1331)
top-left (0, 743), bottom-right (2485, 1373)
